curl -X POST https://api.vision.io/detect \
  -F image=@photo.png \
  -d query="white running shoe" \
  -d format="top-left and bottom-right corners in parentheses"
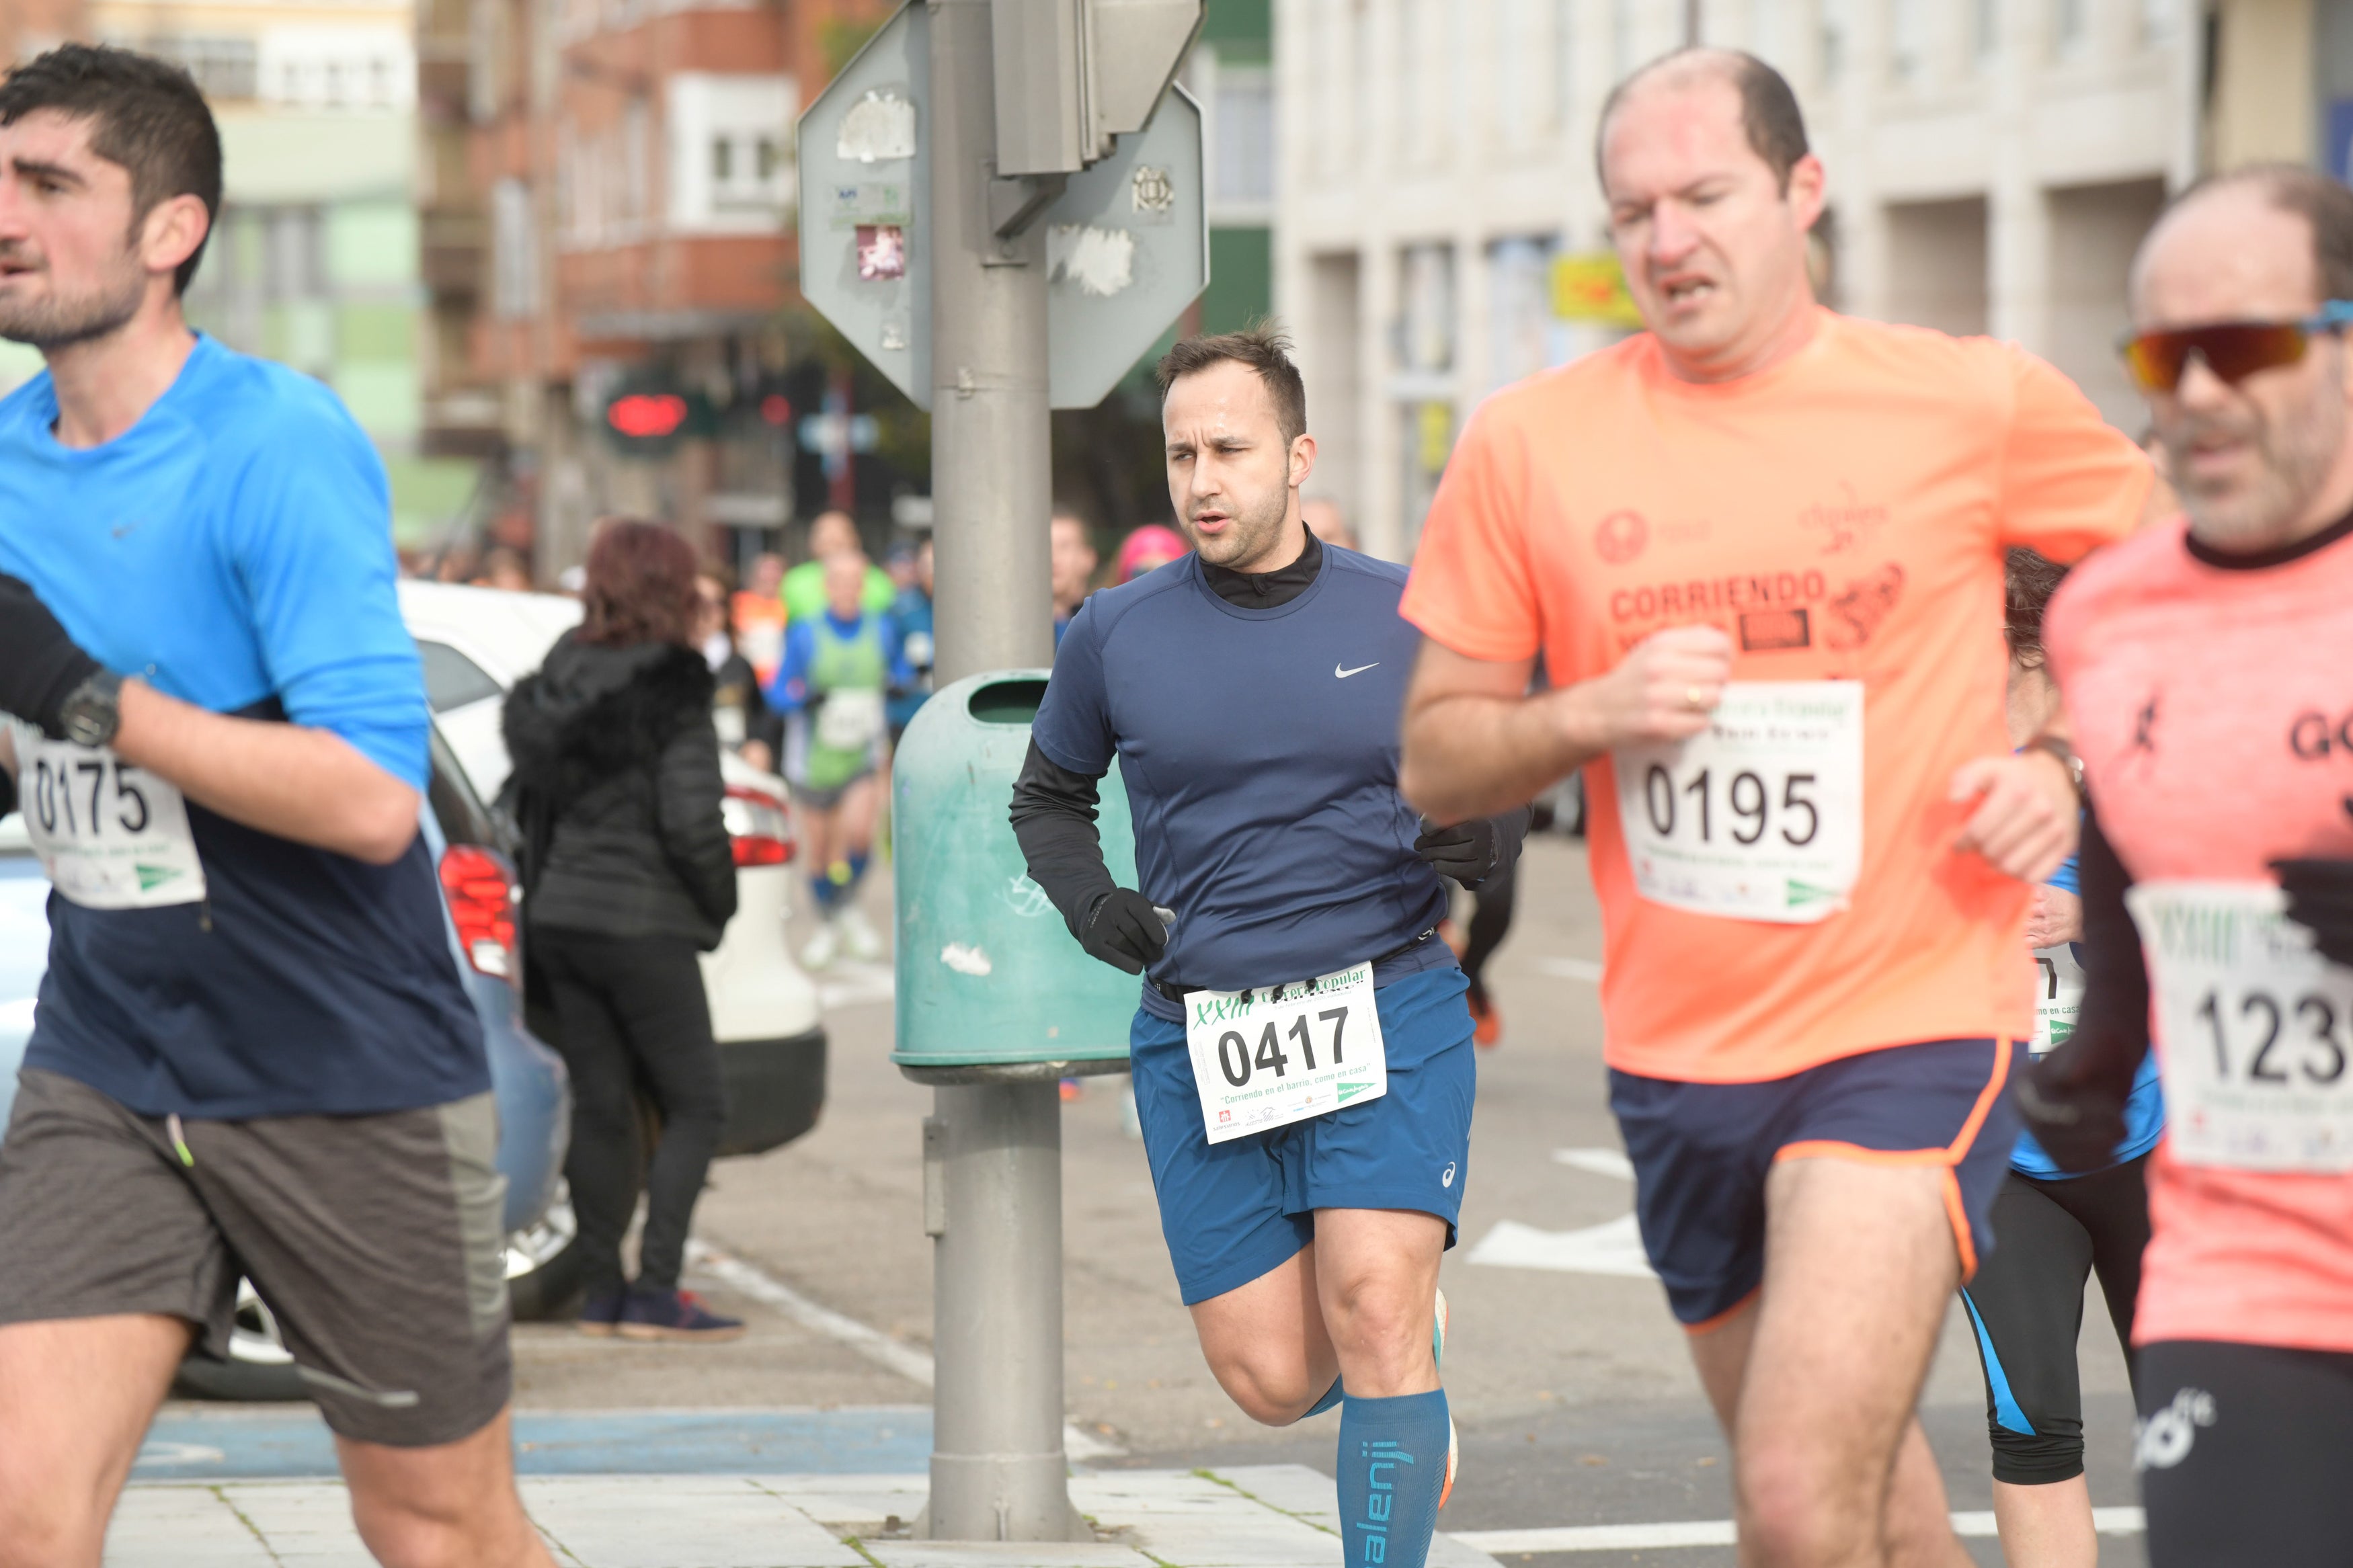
top-left (1439, 1414), bottom-right (1459, 1510)
top-left (801, 919), bottom-right (841, 970)
top-left (837, 905), bottom-right (884, 961)
top-left (1435, 1285), bottom-right (1456, 1509)
top-left (1433, 1285), bottom-right (1448, 1372)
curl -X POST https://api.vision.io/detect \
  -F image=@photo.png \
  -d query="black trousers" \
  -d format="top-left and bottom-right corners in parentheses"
top-left (1960, 1154), bottom-right (2151, 1484)
top-left (531, 927), bottom-right (727, 1294)
top-left (1460, 861), bottom-right (1518, 1007)
top-left (2139, 1339), bottom-right (2353, 1568)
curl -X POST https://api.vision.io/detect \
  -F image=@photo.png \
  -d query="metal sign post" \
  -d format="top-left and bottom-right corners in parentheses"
top-left (796, 0), bottom-right (1203, 1543)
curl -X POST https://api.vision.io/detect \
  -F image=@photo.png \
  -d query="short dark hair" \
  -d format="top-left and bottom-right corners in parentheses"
top-left (1154, 321), bottom-right (1308, 447)
top-left (2003, 548), bottom-right (2070, 669)
top-left (2165, 163), bottom-right (2353, 303)
top-left (581, 520), bottom-right (702, 649)
top-left (0, 45), bottom-right (223, 296)
top-left (1596, 49), bottom-right (1810, 196)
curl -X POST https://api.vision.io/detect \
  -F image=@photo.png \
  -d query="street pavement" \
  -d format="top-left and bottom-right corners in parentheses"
top-left (129, 835), bottom-right (2149, 1565)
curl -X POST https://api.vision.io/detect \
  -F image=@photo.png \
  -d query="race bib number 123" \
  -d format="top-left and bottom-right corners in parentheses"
top-left (2128, 878), bottom-right (2353, 1173)
top-left (1612, 680), bottom-right (1864, 924)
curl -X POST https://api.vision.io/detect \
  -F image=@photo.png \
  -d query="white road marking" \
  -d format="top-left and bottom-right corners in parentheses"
top-left (1466, 1214), bottom-right (1656, 1278)
top-left (1551, 1147), bottom-right (1634, 1181)
top-left (816, 957), bottom-right (897, 1010)
top-left (1536, 956), bottom-right (1603, 983)
top-left (1451, 1509), bottom-right (2145, 1553)
top-left (684, 1239), bottom-right (1125, 1461)
top-left (1470, 1149), bottom-right (1647, 1275)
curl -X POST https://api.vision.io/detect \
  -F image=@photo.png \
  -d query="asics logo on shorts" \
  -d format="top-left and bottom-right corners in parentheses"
top-left (1441, 1162), bottom-right (1456, 1188)
top-left (2133, 1387), bottom-right (2217, 1471)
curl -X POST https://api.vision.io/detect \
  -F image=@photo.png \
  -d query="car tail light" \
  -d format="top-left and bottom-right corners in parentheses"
top-left (439, 843), bottom-right (518, 978)
top-left (723, 784), bottom-right (794, 868)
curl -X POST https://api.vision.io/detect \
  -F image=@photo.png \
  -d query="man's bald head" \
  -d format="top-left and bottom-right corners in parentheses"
top-left (1596, 48), bottom-right (1808, 198)
top-left (2134, 164), bottom-right (2353, 321)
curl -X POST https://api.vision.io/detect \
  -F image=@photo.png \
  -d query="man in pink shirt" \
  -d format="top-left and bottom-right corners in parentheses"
top-left (2026, 165), bottom-right (2353, 1568)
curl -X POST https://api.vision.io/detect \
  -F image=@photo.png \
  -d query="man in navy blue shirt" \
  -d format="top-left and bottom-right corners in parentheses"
top-left (0, 48), bottom-right (551, 1566)
top-left (1012, 327), bottom-right (1523, 1568)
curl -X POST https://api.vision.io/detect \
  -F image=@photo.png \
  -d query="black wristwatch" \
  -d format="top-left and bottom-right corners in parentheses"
top-left (55, 669), bottom-right (124, 748)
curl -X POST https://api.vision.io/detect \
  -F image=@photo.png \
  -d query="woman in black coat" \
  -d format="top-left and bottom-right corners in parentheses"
top-left (503, 520), bottom-right (743, 1339)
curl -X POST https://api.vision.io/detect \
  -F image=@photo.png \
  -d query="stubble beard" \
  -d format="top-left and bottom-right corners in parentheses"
top-left (0, 251), bottom-right (148, 352)
top-left (1185, 485), bottom-right (1291, 571)
top-left (2170, 377), bottom-right (2349, 551)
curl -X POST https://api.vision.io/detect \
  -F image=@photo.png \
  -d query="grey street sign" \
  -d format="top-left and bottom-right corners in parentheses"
top-left (795, 1), bottom-right (932, 409)
top-left (795, 1), bottom-right (1206, 412)
top-left (1039, 81), bottom-right (1204, 408)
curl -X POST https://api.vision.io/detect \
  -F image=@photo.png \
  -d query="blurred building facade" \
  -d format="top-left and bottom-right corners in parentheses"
top-left (1273, 0), bottom-right (2219, 561)
top-left (441, 0), bottom-right (902, 580)
top-left (0, 0), bottom-right (473, 547)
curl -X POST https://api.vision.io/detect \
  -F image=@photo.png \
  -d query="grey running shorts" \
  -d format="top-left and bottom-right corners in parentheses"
top-left (0, 1068), bottom-right (513, 1448)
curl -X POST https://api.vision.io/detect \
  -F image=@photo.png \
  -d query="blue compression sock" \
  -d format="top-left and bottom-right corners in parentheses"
top-left (1302, 1378), bottom-right (1345, 1419)
top-left (809, 875), bottom-right (838, 913)
top-left (1337, 1389), bottom-right (1449, 1568)
top-left (844, 850), bottom-right (870, 890)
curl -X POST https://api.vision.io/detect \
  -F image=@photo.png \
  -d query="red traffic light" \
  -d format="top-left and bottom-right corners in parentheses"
top-left (607, 393), bottom-right (689, 440)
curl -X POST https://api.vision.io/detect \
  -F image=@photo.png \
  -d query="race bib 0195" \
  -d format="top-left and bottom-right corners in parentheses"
top-left (11, 722), bottom-right (206, 910)
top-left (2128, 878), bottom-right (2353, 1174)
top-left (1184, 962), bottom-right (1388, 1145)
top-left (1613, 681), bottom-right (1864, 924)
top-left (815, 688), bottom-right (885, 752)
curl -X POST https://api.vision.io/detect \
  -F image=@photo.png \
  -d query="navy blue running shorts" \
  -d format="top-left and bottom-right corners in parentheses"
top-left (1129, 966), bottom-right (1477, 1306)
top-left (1609, 1036), bottom-right (2024, 1330)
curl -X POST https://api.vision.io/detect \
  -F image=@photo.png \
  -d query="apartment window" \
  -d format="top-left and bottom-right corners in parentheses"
top-left (491, 177), bottom-right (539, 318)
top-left (1213, 69), bottom-right (1275, 208)
top-left (667, 74), bottom-right (796, 231)
top-left (2055, 0), bottom-right (2087, 54)
top-left (1889, 0), bottom-right (1925, 80)
top-left (145, 35), bottom-right (258, 100)
top-left (263, 207), bottom-right (325, 302)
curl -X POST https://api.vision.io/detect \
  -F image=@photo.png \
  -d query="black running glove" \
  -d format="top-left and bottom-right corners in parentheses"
top-left (1079, 887), bottom-right (1169, 975)
top-left (2016, 805), bottom-right (2149, 1173)
top-left (1414, 807), bottom-right (1531, 888)
top-left (0, 573), bottom-right (102, 738)
top-left (2274, 858), bottom-right (2353, 969)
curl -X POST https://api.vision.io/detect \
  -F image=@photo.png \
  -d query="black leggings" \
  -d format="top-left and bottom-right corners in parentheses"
top-left (532, 927), bottom-right (728, 1295)
top-left (1460, 862), bottom-right (1517, 1007)
top-left (2138, 1339), bottom-right (2353, 1568)
top-left (1959, 1155), bottom-right (2151, 1484)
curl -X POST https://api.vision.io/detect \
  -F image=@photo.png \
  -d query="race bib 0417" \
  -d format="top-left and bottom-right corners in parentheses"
top-left (1184, 963), bottom-right (1388, 1145)
top-left (11, 722), bottom-right (206, 910)
top-left (2128, 878), bottom-right (2353, 1174)
top-left (1613, 681), bottom-right (1864, 924)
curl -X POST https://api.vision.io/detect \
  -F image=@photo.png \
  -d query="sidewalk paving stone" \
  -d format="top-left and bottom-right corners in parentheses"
top-left (108, 1467), bottom-right (1503, 1568)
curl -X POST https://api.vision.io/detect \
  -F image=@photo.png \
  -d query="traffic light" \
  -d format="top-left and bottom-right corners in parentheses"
top-left (990, 0), bottom-right (1202, 176)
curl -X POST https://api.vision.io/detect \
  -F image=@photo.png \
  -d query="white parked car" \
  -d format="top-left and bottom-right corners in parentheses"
top-left (397, 583), bottom-right (829, 1204)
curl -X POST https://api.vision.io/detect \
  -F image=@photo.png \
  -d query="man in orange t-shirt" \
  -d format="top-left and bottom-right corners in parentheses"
top-left (1396, 50), bottom-right (2154, 1567)
top-left (2026, 167), bottom-right (2353, 1568)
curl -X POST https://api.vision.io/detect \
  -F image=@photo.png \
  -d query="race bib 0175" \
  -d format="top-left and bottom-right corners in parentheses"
top-left (2128, 878), bottom-right (2353, 1174)
top-left (11, 721), bottom-right (206, 910)
top-left (1184, 963), bottom-right (1388, 1145)
top-left (1613, 681), bottom-right (1864, 924)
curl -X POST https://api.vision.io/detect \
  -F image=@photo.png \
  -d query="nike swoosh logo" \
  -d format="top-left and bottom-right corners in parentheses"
top-left (1334, 662), bottom-right (1380, 679)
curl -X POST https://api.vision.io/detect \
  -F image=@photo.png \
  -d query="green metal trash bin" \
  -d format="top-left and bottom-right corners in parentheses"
top-left (891, 669), bottom-right (1140, 1078)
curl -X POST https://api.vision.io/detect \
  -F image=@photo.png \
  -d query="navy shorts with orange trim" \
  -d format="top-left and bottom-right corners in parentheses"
top-left (1608, 1037), bottom-right (2022, 1329)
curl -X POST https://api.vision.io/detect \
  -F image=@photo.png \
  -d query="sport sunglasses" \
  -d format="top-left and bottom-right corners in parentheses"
top-left (2119, 300), bottom-right (2353, 393)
